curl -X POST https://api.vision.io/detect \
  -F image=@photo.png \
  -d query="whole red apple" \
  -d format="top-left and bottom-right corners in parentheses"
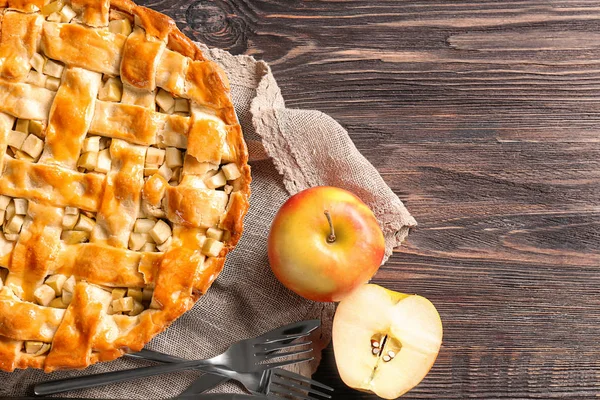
top-left (268, 186), bottom-right (385, 302)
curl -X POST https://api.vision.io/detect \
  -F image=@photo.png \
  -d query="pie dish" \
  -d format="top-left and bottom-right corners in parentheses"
top-left (0, 0), bottom-right (250, 372)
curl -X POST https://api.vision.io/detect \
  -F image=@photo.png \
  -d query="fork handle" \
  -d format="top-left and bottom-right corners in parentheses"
top-left (127, 348), bottom-right (186, 364)
top-left (127, 350), bottom-right (229, 395)
top-left (34, 359), bottom-right (215, 396)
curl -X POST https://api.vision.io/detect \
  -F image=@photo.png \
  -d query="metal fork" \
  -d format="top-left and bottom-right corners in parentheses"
top-left (34, 320), bottom-right (319, 396)
top-left (128, 320), bottom-right (333, 400)
top-left (134, 349), bottom-right (334, 400)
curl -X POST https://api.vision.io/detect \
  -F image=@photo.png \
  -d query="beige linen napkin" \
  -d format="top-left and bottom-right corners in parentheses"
top-left (0, 46), bottom-right (416, 398)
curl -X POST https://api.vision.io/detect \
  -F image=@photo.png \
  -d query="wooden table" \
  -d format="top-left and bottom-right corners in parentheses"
top-left (145, 1), bottom-right (600, 398)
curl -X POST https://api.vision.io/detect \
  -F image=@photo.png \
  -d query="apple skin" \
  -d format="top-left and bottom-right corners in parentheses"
top-left (268, 186), bottom-right (385, 302)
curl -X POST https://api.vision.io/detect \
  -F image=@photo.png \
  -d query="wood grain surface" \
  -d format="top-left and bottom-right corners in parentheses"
top-left (140, 0), bottom-right (600, 398)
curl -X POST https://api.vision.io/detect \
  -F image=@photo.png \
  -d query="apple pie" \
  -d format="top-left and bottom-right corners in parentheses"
top-left (0, 0), bottom-right (250, 372)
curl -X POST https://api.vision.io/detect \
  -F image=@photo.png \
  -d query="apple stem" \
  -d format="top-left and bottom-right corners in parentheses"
top-left (324, 210), bottom-right (336, 243)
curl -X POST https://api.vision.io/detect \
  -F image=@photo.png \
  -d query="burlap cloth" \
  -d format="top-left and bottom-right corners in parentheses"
top-left (0, 45), bottom-right (417, 398)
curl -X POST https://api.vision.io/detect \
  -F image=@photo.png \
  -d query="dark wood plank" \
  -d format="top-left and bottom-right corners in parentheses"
top-left (143, 0), bottom-right (600, 398)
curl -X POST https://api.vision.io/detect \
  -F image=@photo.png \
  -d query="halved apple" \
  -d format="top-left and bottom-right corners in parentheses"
top-left (333, 284), bottom-right (443, 399)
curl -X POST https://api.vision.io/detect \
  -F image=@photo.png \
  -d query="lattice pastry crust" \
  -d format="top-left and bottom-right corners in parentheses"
top-left (0, 0), bottom-right (251, 372)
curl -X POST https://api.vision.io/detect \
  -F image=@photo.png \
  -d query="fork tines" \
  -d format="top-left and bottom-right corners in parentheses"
top-left (254, 334), bottom-right (315, 367)
top-left (269, 368), bottom-right (334, 400)
top-left (257, 340), bottom-right (314, 354)
top-left (261, 331), bottom-right (316, 344)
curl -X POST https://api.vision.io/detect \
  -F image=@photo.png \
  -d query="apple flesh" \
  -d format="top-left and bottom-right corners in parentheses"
top-left (268, 186), bottom-right (385, 302)
top-left (333, 284), bottom-right (443, 399)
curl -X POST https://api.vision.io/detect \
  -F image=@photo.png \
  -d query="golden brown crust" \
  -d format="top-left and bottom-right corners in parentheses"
top-left (41, 68), bottom-right (101, 167)
top-left (166, 187), bottom-right (229, 229)
top-left (187, 119), bottom-right (226, 164)
top-left (89, 101), bottom-right (166, 145)
top-left (0, 0), bottom-right (251, 372)
top-left (109, 0), bottom-right (204, 60)
top-left (185, 61), bottom-right (232, 109)
top-left (221, 124), bottom-right (251, 249)
top-left (0, 13), bottom-right (42, 81)
top-left (0, 296), bottom-right (65, 342)
top-left (93, 140), bottom-right (145, 247)
top-left (45, 283), bottom-right (111, 370)
top-left (0, 336), bottom-right (22, 372)
top-left (6, 0), bottom-right (43, 12)
top-left (193, 256), bottom-right (225, 294)
top-left (0, 81), bottom-right (55, 120)
top-left (41, 22), bottom-right (126, 76)
top-left (9, 203), bottom-right (63, 301)
top-left (71, 0), bottom-right (110, 27)
top-left (120, 28), bottom-right (165, 90)
top-left (59, 244), bottom-right (145, 286)
top-left (0, 159), bottom-right (107, 210)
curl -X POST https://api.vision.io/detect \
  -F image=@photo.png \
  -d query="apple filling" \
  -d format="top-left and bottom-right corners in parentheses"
top-left (180, 162), bottom-right (237, 196)
top-left (61, 209), bottom-right (96, 245)
top-left (127, 217), bottom-right (226, 257)
top-left (7, 119), bottom-right (45, 162)
top-left (27, 51), bottom-right (65, 92)
top-left (30, 271), bottom-right (154, 318)
top-left (155, 88), bottom-right (190, 116)
top-left (144, 146), bottom-right (182, 187)
top-left (0, 196), bottom-right (28, 242)
top-left (33, 274), bottom-right (75, 308)
top-left (108, 9), bottom-right (133, 33)
top-left (77, 136), bottom-right (112, 173)
top-left (129, 217), bottom-right (173, 252)
top-left (107, 286), bottom-right (153, 316)
top-left (128, 220), bottom-right (227, 257)
top-left (42, 1), bottom-right (76, 22)
top-left (23, 341), bottom-right (51, 356)
top-left (202, 237), bottom-right (224, 258)
top-left (99, 76), bottom-right (123, 102)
